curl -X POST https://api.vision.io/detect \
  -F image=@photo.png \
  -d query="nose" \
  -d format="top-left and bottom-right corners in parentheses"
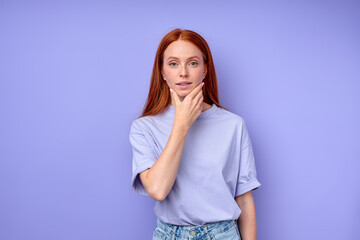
top-left (180, 65), bottom-right (188, 78)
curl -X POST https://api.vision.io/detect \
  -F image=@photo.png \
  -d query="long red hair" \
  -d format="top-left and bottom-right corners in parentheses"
top-left (139, 28), bottom-right (228, 118)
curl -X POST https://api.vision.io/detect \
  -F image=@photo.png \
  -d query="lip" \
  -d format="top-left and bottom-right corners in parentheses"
top-left (176, 82), bottom-right (192, 89)
top-left (176, 81), bottom-right (192, 85)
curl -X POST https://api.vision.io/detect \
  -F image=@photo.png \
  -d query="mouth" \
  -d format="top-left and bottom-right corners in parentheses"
top-left (176, 81), bottom-right (192, 89)
top-left (176, 81), bottom-right (192, 86)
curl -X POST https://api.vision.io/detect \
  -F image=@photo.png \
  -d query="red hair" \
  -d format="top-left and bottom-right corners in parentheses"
top-left (139, 28), bottom-right (228, 118)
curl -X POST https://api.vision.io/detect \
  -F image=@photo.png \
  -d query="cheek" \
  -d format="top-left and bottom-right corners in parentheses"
top-left (193, 67), bottom-right (204, 76)
top-left (163, 69), bottom-right (175, 79)
top-left (163, 70), bottom-right (177, 83)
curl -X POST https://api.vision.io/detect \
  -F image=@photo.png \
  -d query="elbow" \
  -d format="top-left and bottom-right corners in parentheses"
top-left (149, 187), bottom-right (166, 201)
top-left (141, 168), bottom-right (167, 201)
top-left (151, 192), bottom-right (165, 202)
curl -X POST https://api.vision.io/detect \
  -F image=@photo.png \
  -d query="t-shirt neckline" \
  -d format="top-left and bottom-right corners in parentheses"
top-left (167, 103), bottom-right (218, 119)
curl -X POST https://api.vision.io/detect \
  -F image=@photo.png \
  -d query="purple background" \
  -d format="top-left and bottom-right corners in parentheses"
top-left (1, 1), bottom-right (359, 239)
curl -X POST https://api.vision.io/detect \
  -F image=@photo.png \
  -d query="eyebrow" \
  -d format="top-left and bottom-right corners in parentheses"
top-left (167, 56), bottom-right (200, 60)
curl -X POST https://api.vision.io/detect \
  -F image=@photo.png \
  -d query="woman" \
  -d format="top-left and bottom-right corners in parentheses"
top-left (129, 28), bottom-right (261, 240)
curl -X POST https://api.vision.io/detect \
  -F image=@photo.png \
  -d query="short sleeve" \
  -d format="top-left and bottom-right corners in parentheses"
top-left (235, 120), bottom-right (261, 197)
top-left (129, 120), bottom-right (157, 196)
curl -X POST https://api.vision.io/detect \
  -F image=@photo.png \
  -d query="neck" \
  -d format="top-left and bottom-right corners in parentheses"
top-left (170, 100), bottom-right (211, 112)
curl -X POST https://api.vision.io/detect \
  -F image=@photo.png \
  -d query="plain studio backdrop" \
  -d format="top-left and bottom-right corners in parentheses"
top-left (0, 0), bottom-right (359, 239)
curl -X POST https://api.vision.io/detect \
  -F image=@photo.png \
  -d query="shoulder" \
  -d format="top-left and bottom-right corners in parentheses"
top-left (217, 108), bottom-right (254, 149)
top-left (216, 106), bottom-right (247, 127)
top-left (130, 111), bottom-right (169, 134)
top-left (130, 116), bottom-right (153, 133)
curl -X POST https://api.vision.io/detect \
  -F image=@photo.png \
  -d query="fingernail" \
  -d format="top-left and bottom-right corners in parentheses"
top-left (202, 82), bottom-right (204, 86)
top-left (170, 89), bottom-right (173, 93)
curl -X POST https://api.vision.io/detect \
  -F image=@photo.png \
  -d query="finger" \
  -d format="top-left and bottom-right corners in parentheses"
top-left (194, 87), bottom-right (204, 106)
top-left (185, 82), bottom-right (204, 100)
top-left (170, 88), bottom-right (180, 104)
top-left (193, 84), bottom-right (203, 101)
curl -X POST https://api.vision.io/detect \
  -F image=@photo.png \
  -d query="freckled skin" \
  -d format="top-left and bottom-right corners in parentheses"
top-left (161, 39), bottom-right (211, 111)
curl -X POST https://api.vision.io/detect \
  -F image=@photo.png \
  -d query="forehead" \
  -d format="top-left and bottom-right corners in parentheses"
top-left (164, 40), bottom-right (202, 59)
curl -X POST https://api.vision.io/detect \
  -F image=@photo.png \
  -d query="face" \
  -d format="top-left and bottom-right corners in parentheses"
top-left (161, 39), bottom-right (207, 102)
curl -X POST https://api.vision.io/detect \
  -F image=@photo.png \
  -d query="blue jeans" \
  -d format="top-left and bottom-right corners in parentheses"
top-left (153, 218), bottom-right (241, 240)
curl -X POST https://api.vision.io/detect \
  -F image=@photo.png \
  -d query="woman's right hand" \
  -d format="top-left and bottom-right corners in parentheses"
top-left (170, 82), bottom-right (205, 131)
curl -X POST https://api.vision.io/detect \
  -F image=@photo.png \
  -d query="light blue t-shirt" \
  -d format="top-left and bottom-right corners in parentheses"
top-left (129, 103), bottom-right (261, 226)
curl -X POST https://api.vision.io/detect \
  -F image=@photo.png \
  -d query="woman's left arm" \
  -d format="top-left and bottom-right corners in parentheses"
top-left (235, 191), bottom-right (257, 240)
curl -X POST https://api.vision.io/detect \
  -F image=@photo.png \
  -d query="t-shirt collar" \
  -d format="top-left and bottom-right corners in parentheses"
top-left (166, 103), bottom-right (218, 120)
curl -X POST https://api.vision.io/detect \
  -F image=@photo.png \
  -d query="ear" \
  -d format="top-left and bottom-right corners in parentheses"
top-left (203, 67), bottom-right (207, 80)
top-left (161, 71), bottom-right (166, 80)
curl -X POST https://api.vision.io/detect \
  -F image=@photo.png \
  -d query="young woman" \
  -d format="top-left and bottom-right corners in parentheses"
top-left (129, 28), bottom-right (261, 240)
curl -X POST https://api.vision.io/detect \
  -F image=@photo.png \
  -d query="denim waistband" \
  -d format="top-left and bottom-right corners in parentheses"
top-left (156, 218), bottom-right (237, 239)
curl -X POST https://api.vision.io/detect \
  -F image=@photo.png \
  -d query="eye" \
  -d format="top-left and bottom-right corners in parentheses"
top-left (169, 62), bottom-right (177, 66)
top-left (190, 61), bottom-right (198, 66)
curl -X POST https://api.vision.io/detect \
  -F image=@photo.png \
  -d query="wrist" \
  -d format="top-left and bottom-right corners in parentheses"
top-left (172, 122), bottom-right (189, 135)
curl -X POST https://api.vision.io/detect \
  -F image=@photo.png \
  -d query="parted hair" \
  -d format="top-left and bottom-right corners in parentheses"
top-left (139, 28), bottom-right (227, 118)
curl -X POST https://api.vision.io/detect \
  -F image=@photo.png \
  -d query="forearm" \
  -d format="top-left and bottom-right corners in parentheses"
top-left (146, 122), bottom-right (188, 200)
top-left (237, 201), bottom-right (257, 240)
